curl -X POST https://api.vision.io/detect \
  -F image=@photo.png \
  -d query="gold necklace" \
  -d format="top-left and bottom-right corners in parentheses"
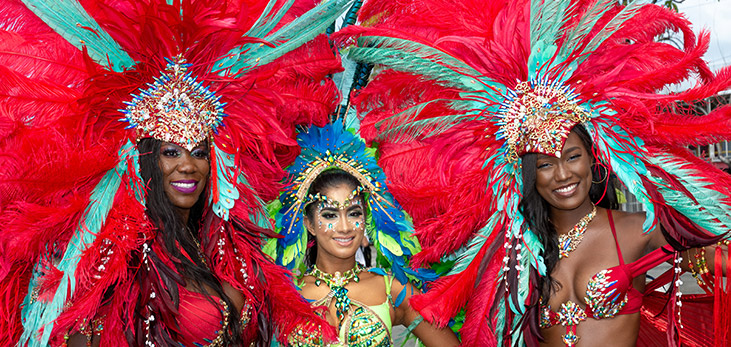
top-left (557, 204), bottom-right (597, 259)
top-left (188, 230), bottom-right (208, 266)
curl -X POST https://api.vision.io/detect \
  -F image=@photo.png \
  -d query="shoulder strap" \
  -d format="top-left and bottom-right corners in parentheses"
top-left (607, 209), bottom-right (626, 265)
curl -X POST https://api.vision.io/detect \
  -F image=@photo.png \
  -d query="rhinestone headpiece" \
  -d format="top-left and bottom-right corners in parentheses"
top-left (496, 77), bottom-right (591, 162)
top-left (121, 55), bottom-right (226, 150)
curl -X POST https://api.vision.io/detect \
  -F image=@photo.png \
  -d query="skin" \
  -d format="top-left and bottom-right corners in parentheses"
top-left (536, 131), bottom-right (726, 346)
top-left (158, 142), bottom-right (211, 223)
top-left (302, 183), bottom-right (459, 347)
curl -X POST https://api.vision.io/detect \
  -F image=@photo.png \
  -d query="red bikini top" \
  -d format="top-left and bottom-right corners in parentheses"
top-left (540, 210), bottom-right (674, 329)
top-left (178, 285), bottom-right (252, 346)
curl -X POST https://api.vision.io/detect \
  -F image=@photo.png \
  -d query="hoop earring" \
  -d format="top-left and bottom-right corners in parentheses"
top-left (592, 163), bottom-right (608, 184)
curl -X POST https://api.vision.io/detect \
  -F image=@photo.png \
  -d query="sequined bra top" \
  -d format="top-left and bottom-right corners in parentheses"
top-left (289, 274), bottom-right (394, 347)
top-left (539, 210), bottom-right (674, 346)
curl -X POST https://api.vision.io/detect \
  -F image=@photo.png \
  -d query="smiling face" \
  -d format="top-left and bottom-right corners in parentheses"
top-left (158, 141), bottom-right (210, 221)
top-left (534, 131), bottom-right (594, 213)
top-left (305, 182), bottom-right (366, 264)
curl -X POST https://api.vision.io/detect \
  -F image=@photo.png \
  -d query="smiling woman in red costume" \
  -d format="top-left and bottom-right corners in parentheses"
top-left (336, 0), bottom-right (731, 345)
top-left (0, 0), bottom-right (351, 345)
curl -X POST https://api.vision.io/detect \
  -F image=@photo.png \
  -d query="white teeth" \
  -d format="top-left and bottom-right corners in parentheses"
top-left (171, 182), bottom-right (195, 188)
top-left (334, 237), bottom-right (354, 242)
top-left (555, 184), bottom-right (577, 193)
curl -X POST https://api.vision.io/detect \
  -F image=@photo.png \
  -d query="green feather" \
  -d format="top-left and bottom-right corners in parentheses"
top-left (19, 141), bottom-right (135, 346)
top-left (217, 0), bottom-right (355, 76)
top-left (357, 35), bottom-right (481, 77)
top-left (577, 0), bottom-right (646, 63)
top-left (530, 0), bottom-right (574, 49)
top-left (647, 153), bottom-right (731, 234)
top-left (347, 46), bottom-right (483, 90)
top-left (244, 0), bottom-right (292, 39)
top-left (377, 234), bottom-right (404, 257)
top-left (376, 110), bottom-right (477, 143)
top-left (559, 0), bottom-right (616, 58)
top-left (20, 0), bottom-right (134, 72)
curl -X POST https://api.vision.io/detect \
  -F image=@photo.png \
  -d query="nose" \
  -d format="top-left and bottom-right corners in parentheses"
top-left (334, 212), bottom-right (349, 233)
top-left (555, 161), bottom-right (571, 182)
top-left (176, 152), bottom-right (197, 173)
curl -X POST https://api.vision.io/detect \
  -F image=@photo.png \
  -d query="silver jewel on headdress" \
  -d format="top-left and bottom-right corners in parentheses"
top-left (495, 76), bottom-right (591, 162)
top-left (121, 55), bottom-right (226, 150)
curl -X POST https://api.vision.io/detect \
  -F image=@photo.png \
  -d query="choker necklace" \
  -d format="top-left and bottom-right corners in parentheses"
top-left (558, 204), bottom-right (597, 259)
top-left (307, 264), bottom-right (364, 320)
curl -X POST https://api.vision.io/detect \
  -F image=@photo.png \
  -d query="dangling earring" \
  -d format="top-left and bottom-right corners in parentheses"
top-left (591, 162), bottom-right (608, 184)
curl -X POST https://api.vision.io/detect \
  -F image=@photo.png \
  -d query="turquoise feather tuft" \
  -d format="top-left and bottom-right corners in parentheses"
top-left (20, 0), bottom-right (134, 72)
top-left (216, 0), bottom-right (355, 76)
top-left (18, 141), bottom-right (136, 346)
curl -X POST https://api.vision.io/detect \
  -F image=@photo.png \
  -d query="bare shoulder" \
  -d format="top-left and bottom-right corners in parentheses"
top-left (606, 209), bottom-right (664, 251)
top-left (356, 270), bottom-right (388, 290)
top-left (298, 275), bottom-right (330, 300)
top-left (607, 209), bottom-right (645, 233)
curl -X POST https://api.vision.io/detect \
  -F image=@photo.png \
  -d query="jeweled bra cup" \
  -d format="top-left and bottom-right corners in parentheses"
top-left (540, 268), bottom-right (630, 346)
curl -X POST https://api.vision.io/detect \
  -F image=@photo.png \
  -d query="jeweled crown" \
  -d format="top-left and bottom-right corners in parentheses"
top-left (121, 55), bottom-right (226, 150)
top-left (496, 77), bottom-right (591, 162)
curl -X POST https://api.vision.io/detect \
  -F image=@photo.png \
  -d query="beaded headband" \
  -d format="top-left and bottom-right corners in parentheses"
top-left (307, 186), bottom-right (365, 210)
top-left (121, 56), bottom-right (226, 150)
top-left (282, 155), bottom-right (392, 234)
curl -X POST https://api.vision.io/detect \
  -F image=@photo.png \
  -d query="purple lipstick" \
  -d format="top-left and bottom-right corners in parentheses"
top-left (171, 180), bottom-right (198, 194)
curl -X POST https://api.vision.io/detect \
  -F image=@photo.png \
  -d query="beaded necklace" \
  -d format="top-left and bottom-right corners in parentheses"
top-left (307, 264), bottom-right (364, 320)
top-left (557, 204), bottom-right (597, 259)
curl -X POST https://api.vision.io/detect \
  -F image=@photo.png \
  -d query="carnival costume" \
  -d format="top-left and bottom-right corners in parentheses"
top-left (0, 0), bottom-right (355, 345)
top-left (266, 116), bottom-right (438, 346)
top-left (337, 0), bottom-right (731, 345)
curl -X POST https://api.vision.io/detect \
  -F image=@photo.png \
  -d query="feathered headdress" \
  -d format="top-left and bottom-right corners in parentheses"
top-left (337, 0), bottom-right (731, 345)
top-left (0, 0), bottom-right (353, 345)
top-left (266, 117), bottom-right (437, 289)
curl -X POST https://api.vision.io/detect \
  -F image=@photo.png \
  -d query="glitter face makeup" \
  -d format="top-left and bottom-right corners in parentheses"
top-left (305, 183), bottom-right (366, 263)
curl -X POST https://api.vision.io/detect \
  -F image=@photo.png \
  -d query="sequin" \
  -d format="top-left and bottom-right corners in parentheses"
top-left (496, 77), bottom-right (591, 162)
top-left (122, 55), bottom-right (225, 151)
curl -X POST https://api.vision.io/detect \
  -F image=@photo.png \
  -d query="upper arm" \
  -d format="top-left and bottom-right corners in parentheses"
top-left (390, 280), bottom-right (460, 346)
top-left (390, 279), bottom-right (420, 326)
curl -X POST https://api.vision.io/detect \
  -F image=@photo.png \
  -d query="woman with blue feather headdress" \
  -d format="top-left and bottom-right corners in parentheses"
top-left (266, 116), bottom-right (460, 346)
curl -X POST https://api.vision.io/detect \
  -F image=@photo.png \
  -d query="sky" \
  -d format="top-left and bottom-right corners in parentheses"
top-left (678, 0), bottom-right (731, 71)
top-left (673, 0), bottom-right (731, 91)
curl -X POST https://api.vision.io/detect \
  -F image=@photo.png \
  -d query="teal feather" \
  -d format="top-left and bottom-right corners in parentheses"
top-left (217, 0), bottom-right (355, 76)
top-left (347, 46), bottom-right (483, 90)
top-left (447, 216), bottom-right (499, 276)
top-left (210, 143), bottom-right (240, 221)
top-left (559, 0), bottom-right (616, 58)
top-left (586, 121), bottom-right (655, 233)
top-left (20, 0), bottom-right (134, 72)
top-left (647, 153), bottom-right (731, 234)
top-left (244, 0), bottom-right (291, 39)
top-left (530, 0), bottom-right (574, 50)
top-left (18, 141), bottom-right (135, 346)
top-left (356, 36), bottom-right (481, 77)
top-left (577, 1), bottom-right (647, 63)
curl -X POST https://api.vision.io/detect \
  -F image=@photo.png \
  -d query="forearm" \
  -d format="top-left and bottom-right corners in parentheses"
top-left (410, 318), bottom-right (460, 347)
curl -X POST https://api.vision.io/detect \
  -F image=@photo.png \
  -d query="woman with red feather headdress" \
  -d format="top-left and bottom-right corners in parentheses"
top-left (0, 0), bottom-right (353, 345)
top-left (336, 0), bottom-right (731, 345)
